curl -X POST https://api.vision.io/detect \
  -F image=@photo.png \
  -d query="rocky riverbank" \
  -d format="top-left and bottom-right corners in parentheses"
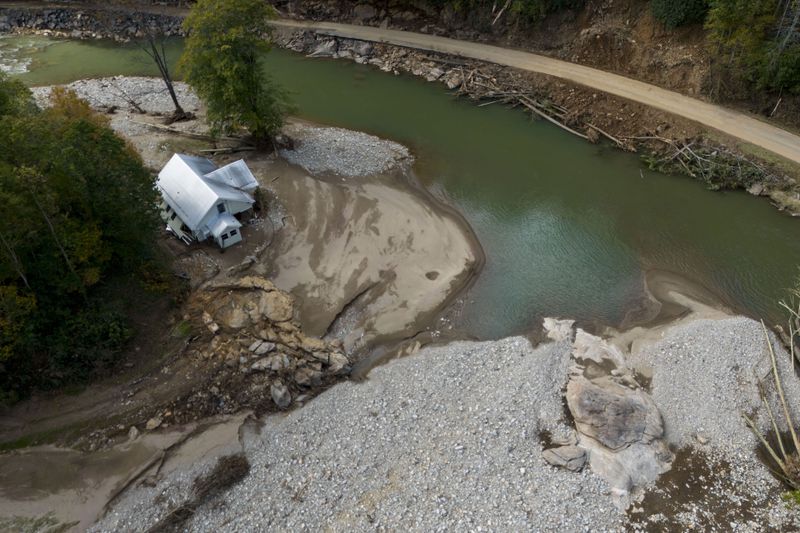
top-left (90, 303), bottom-right (800, 531)
top-left (0, 5), bottom-right (182, 41)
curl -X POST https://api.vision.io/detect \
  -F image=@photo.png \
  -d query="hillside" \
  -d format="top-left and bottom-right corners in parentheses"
top-left (272, 0), bottom-right (799, 130)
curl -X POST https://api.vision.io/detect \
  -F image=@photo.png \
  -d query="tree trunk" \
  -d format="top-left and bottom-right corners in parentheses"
top-left (0, 230), bottom-right (30, 290)
top-left (30, 190), bottom-right (87, 301)
top-left (144, 35), bottom-right (188, 120)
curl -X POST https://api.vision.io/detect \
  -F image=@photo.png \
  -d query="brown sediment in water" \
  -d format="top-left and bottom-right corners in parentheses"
top-left (245, 156), bottom-right (484, 357)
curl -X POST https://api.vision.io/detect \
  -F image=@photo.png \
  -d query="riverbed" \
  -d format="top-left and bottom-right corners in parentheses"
top-left (4, 33), bottom-right (800, 338)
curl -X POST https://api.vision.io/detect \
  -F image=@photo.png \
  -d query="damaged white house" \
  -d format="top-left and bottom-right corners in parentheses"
top-left (157, 154), bottom-right (258, 249)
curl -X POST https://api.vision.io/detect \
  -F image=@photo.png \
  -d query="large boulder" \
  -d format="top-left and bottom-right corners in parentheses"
top-left (566, 376), bottom-right (662, 451)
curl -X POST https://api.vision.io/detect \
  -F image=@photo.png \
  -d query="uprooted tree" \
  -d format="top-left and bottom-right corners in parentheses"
top-left (179, 0), bottom-right (291, 147)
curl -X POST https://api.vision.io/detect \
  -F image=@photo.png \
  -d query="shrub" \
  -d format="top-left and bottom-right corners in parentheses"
top-left (652, 0), bottom-right (709, 28)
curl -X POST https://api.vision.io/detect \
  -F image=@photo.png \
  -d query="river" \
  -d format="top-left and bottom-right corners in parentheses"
top-left (4, 34), bottom-right (800, 338)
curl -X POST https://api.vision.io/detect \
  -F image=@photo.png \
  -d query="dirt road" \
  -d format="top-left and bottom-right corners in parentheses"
top-left (273, 20), bottom-right (800, 166)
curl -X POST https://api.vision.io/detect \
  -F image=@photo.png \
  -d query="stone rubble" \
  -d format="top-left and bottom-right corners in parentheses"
top-left (279, 122), bottom-right (412, 177)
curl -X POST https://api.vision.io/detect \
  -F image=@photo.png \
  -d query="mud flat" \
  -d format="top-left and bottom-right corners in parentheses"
top-left (248, 154), bottom-right (481, 354)
top-left (0, 414), bottom-right (248, 531)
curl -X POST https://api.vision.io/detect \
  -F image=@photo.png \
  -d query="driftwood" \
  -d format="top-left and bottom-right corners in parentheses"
top-left (198, 146), bottom-right (256, 155)
top-left (637, 135), bottom-right (783, 189)
top-left (130, 120), bottom-right (245, 144)
top-left (451, 66), bottom-right (638, 149)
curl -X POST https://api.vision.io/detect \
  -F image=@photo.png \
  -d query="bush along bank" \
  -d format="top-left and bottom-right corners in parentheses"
top-left (276, 29), bottom-right (800, 214)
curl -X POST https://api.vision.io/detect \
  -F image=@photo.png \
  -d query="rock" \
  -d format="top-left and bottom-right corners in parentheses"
top-left (426, 67), bottom-right (445, 82)
top-left (352, 41), bottom-right (374, 56)
top-left (271, 381), bottom-right (292, 409)
top-left (248, 340), bottom-right (263, 352)
top-left (128, 426), bottom-right (140, 441)
top-left (219, 306), bottom-right (249, 330)
top-left (572, 329), bottom-right (626, 367)
top-left (353, 4), bottom-right (378, 21)
top-left (747, 182), bottom-right (765, 196)
top-left (252, 352), bottom-right (289, 372)
top-left (328, 352), bottom-right (351, 374)
top-left (567, 376), bottom-right (662, 450)
top-left (295, 367), bottom-right (323, 387)
top-left (301, 336), bottom-right (327, 353)
top-left (251, 358), bottom-right (271, 372)
top-left (145, 417), bottom-right (162, 431)
top-left (309, 350), bottom-right (350, 374)
top-left (258, 291), bottom-right (294, 323)
top-left (542, 445), bottom-right (587, 472)
top-left (254, 341), bottom-right (276, 355)
top-left (543, 317), bottom-right (576, 342)
top-left (443, 71), bottom-right (462, 90)
top-left (258, 328), bottom-right (276, 342)
top-left (202, 311), bottom-right (219, 334)
top-left (566, 372), bottom-right (672, 507)
top-left (309, 39), bottom-right (337, 58)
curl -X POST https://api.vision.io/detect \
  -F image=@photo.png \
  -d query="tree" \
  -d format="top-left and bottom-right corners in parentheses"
top-left (706, 0), bottom-right (800, 95)
top-left (0, 75), bottom-right (160, 401)
top-left (179, 0), bottom-right (291, 146)
top-left (651, 0), bottom-right (709, 28)
top-left (141, 25), bottom-right (189, 122)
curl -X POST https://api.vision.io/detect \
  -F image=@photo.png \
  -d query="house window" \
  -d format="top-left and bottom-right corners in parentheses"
top-left (230, 229), bottom-right (238, 236)
top-left (221, 233), bottom-right (229, 240)
top-left (217, 203), bottom-right (225, 214)
top-left (170, 212), bottom-right (177, 221)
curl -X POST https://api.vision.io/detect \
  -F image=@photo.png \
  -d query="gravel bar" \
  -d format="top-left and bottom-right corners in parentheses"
top-left (96, 337), bottom-right (624, 532)
top-left (280, 122), bottom-right (412, 177)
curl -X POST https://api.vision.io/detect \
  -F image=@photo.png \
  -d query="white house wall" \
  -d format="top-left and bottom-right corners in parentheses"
top-left (192, 200), bottom-right (251, 241)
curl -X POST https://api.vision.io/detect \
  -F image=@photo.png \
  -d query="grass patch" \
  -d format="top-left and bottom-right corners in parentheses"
top-left (170, 320), bottom-right (194, 339)
top-left (743, 290), bottom-right (800, 495)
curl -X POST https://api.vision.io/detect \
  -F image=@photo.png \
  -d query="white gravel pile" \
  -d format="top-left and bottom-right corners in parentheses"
top-left (30, 76), bottom-right (201, 115)
top-left (280, 123), bottom-right (413, 177)
top-left (628, 316), bottom-right (800, 530)
top-left (95, 337), bottom-right (624, 532)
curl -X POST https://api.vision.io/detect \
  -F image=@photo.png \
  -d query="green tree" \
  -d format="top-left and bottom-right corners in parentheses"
top-left (651, 0), bottom-right (709, 28)
top-left (0, 75), bottom-right (159, 401)
top-left (706, 0), bottom-right (800, 94)
top-left (179, 0), bottom-right (290, 145)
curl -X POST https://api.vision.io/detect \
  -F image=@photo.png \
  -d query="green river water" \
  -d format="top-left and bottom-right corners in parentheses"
top-left (4, 34), bottom-right (800, 339)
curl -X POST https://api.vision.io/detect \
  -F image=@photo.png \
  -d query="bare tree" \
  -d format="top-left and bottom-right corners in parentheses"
top-left (0, 230), bottom-right (30, 290)
top-left (141, 25), bottom-right (190, 122)
top-left (775, 0), bottom-right (800, 57)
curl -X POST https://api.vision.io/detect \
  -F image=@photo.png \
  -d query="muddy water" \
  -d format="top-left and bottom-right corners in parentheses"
top-left (5, 35), bottom-right (800, 338)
